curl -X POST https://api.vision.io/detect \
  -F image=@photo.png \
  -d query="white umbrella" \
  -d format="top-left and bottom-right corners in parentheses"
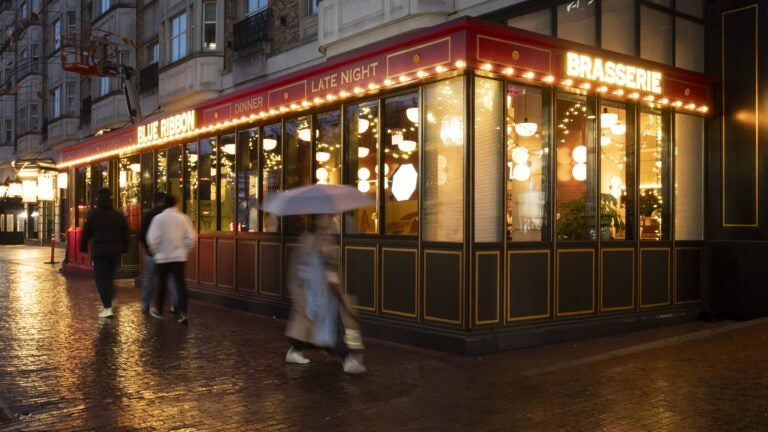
top-left (262, 183), bottom-right (375, 216)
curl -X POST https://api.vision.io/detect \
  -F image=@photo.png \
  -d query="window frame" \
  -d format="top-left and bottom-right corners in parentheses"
top-left (170, 12), bottom-right (188, 62)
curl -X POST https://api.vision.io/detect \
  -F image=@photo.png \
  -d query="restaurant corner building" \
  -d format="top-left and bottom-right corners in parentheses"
top-left (57, 10), bottom-right (763, 354)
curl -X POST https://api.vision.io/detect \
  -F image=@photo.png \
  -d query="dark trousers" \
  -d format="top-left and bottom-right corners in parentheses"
top-left (156, 261), bottom-right (188, 314)
top-left (92, 255), bottom-right (120, 308)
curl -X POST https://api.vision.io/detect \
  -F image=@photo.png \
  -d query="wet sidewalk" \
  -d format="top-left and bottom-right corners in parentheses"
top-left (0, 245), bottom-right (767, 431)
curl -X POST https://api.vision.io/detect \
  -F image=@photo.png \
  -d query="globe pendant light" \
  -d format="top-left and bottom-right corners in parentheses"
top-left (600, 107), bottom-right (618, 129)
top-left (514, 89), bottom-right (537, 137)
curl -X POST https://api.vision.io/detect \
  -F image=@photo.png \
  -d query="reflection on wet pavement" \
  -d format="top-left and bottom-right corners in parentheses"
top-left (1, 245), bottom-right (767, 431)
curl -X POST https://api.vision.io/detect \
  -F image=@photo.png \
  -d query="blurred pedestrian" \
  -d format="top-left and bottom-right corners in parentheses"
top-left (146, 194), bottom-right (196, 324)
top-left (285, 214), bottom-right (366, 374)
top-left (139, 191), bottom-right (179, 316)
top-left (80, 187), bottom-right (130, 318)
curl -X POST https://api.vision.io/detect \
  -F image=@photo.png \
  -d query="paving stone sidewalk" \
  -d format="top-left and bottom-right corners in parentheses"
top-left (0, 245), bottom-right (767, 431)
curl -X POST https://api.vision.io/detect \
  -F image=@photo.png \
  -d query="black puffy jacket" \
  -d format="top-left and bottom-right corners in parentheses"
top-left (79, 198), bottom-right (130, 257)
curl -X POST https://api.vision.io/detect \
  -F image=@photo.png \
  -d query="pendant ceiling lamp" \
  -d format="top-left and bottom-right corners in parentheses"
top-left (514, 89), bottom-right (538, 137)
top-left (601, 107), bottom-right (618, 129)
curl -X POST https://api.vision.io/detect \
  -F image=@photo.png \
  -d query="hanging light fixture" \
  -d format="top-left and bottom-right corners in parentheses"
top-left (358, 118), bottom-right (370, 134)
top-left (610, 122), bottom-right (626, 135)
top-left (406, 107), bottom-right (419, 124)
top-left (600, 107), bottom-right (618, 128)
top-left (514, 89), bottom-right (537, 137)
top-left (263, 138), bottom-right (278, 151)
top-left (298, 127), bottom-right (312, 142)
top-left (600, 134), bottom-right (612, 146)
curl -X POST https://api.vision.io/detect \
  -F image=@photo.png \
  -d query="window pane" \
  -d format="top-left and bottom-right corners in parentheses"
top-left (384, 92), bottom-right (419, 236)
top-left (167, 146), bottom-right (182, 204)
top-left (199, 137), bottom-right (216, 232)
top-left (638, 110), bottom-right (670, 240)
top-left (155, 149), bottom-right (168, 193)
top-left (475, 77), bottom-right (503, 242)
top-left (507, 9), bottom-right (552, 36)
top-left (675, 18), bottom-right (704, 73)
top-left (674, 114), bottom-right (703, 240)
top-left (261, 123), bottom-right (282, 232)
top-left (507, 85), bottom-right (549, 242)
top-left (237, 127), bottom-right (259, 232)
top-left (204, 2), bottom-right (216, 50)
top-left (423, 77), bottom-right (464, 242)
top-left (345, 100), bottom-right (379, 234)
top-left (557, 1), bottom-right (596, 46)
top-left (219, 133), bottom-right (235, 231)
top-left (140, 151), bottom-right (154, 212)
top-left (555, 94), bottom-right (596, 241)
top-left (284, 116), bottom-right (311, 234)
top-left (75, 165), bottom-right (91, 226)
top-left (185, 142), bottom-right (198, 229)
top-left (599, 104), bottom-right (632, 241)
top-left (315, 110), bottom-right (341, 185)
top-left (641, 6), bottom-right (673, 64)
top-left (676, 0), bottom-right (704, 19)
top-left (601, 0), bottom-right (634, 55)
top-left (118, 154), bottom-right (141, 231)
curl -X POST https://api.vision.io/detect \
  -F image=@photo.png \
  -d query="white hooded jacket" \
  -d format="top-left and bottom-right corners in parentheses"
top-left (146, 206), bottom-right (196, 263)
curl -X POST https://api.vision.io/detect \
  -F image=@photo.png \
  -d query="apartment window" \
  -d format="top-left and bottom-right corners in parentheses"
top-left (305, 0), bottom-right (317, 16)
top-left (31, 104), bottom-right (39, 130)
top-left (66, 82), bottom-right (76, 114)
top-left (4, 119), bottom-right (11, 143)
top-left (247, 0), bottom-right (267, 15)
top-left (99, 76), bottom-right (109, 96)
top-left (170, 12), bottom-right (187, 62)
top-left (52, 18), bottom-right (61, 50)
top-left (18, 107), bottom-right (26, 134)
top-left (67, 12), bottom-right (77, 37)
top-left (31, 44), bottom-right (39, 73)
top-left (100, 0), bottom-right (109, 14)
top-left (52, 86), bottom-right (61, 118)
top-left (20, 1), bottom-right (27, 19)
top-left (203, 2), bottom-right (216, 51)
top-left (147, 42), bottom-right (159, 64)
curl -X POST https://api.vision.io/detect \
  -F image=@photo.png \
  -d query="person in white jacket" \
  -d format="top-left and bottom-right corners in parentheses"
top-left (146, 194), bottom-right (196, 323)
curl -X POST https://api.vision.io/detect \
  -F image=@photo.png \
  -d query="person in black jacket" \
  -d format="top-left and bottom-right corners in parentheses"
top-left (139, 191), bottom-right (178, 315)
top-left (80, 187), bottom-right (130, 318)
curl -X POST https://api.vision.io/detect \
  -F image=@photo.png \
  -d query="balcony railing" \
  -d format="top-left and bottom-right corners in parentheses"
top-left (140, 63), bottom-right (158, 93)
top-left (233, 8), bottom-right (271, 51)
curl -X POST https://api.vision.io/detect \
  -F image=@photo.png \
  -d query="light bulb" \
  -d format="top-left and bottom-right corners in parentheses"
top-left (610, 176), bottom-right (623, 188)
top-left (358, 118), bottom-right (369, 134)
top-left (315, 167), bottom-right (329, 182)
top-left (572, 163), bottom-right (587, 181)
top-left (514, 120), bottom-right (537, 137)
top-left (600, 108), bottom-right (618, 128)
top-left (572, 145), bottom-right (587, 164)
top-left (511, 146), bottom-right (529, 164)
top-left (610, 122), bottom-right (626, 135)
top-left (358, 147), bottom-right (370, 158)
top-left (357, 167), bottom-right (370, 180)
top-left (513, 164), bottom-right (531, 181)
top-left (315, 151), bottom-right (331, 162)
top-left (406, 107), bottom-right (419, 124)
top-left (357, 180), bottom-right (370, 193)
top-left (601, 135), bottom-right (611, 146)
top-left (399, 140), bottom-right (417, 152)
top-left (298, 128), bottom-right (311, 142)
top-left (263, 138), bottom-right (277, 151)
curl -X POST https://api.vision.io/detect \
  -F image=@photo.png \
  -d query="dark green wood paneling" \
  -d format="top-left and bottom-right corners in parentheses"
top-left (424, 251), bottom-right (461, 324)
top-left (382, 248), bottom-right (417, 317)
top-left (601, 249), bottom-right (634, 310)
top-left (508, 251), bottom-right (549, 320)
top-left (557, 250), bottom-right (594, 315)
top-left (345, 247), bottom-right (376, 311)
top-left (236, 240), bottom-right (256, 291)
top-left (259, 242), bottom-right (282, 296)
top-left (641, 249), bottom-right (670, 306)
top-left (675, 248), bottom-right (701, 303)
top-left (475, 252), bottom-right (500, 324)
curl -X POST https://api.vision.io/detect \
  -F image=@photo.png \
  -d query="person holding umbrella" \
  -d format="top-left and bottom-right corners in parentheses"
top-left (264, 184), bottom-right (371, 374)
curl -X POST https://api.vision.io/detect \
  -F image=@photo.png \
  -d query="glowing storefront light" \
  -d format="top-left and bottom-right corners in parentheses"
top-left (37, 176), bottom-right (54, 201)
top-left (263, 138), bottom-right (277, 151)
top-left (57, 172), bottom-right (68, 189)
top-left (391, 164), bottom-right (417, 201)
top-left (566, 52), bottom-right (662, 95)
top-left (22, 180), bottom-right (37, 203)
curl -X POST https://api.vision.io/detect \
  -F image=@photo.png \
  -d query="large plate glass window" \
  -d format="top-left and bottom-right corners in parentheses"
top-left (555, 94), bottom-right (596, 241)
top-left (599, 103), bottom-right (632, 240)
top-left (285, 116), bottom-right (311, 234)
top-left (185, 142), bottom-right (198, 228)
top-left (198, 137), bottom-right (216, 232)
top-left (140, 152), bottom-right (154, 212)
top-left (74, 165), bottom-right (90, 226)
top-left (315, 110), bottom-right (341, 185)
top-left (383, 92), bottom-right (419, 236)
top-left (237, 127), bottom-right (259, 232)
top-left (218, 133), bottom-right (236, 231)
top-left (261, 123), bottom-right (282, 232)
top-left (507, 85), bottom-right (549, 242)
top-left (167, 145), bottom-right (183, 207)
top-left (345, 100), bottom-right (379, 234)
top-left (118, 154), bottom-right (141, 231)
top-left (474, 77), bottom-right (503, 243)
top-left (638, 109), bottom-right (670, 240)
top-left (423, 77), bottom-right (464, 242)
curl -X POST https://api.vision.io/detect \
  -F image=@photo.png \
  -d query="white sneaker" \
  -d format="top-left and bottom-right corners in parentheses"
top-left (285, 347), bottom-right (310, 364)
top-left (98, 307), bottom-right (114, 318)
top-left (149, 308), bottom-right (164, 319)
top-left (342, 355), bottom-right (366, 374)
